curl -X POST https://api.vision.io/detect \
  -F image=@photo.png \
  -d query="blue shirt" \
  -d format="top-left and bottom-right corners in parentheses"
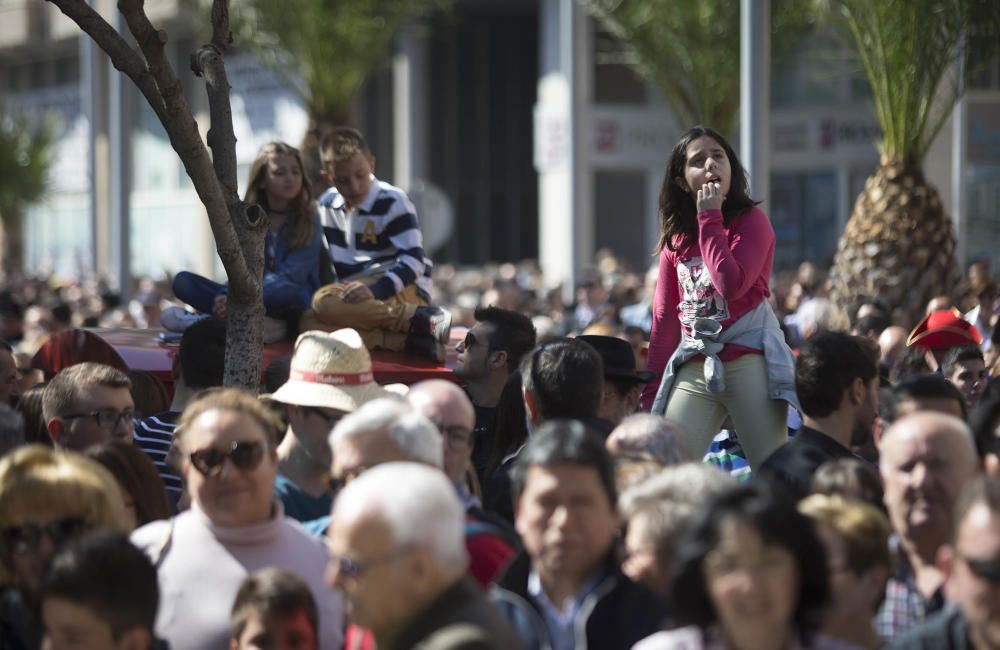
top-left (527, 568), bottom-right (606, 650)
top-left (273, 473), bottom-right (333, 523)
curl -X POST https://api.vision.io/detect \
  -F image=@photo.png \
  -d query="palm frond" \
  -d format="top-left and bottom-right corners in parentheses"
top-left (582, 0), bottom-right (817, 135)
top-left (831, 0), bottom-right (1000, 164)
top-left (0, 113), bottom-right (54, 226)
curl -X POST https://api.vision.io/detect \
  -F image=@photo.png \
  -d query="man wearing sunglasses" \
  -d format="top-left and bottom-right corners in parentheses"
top-left (889, 476), bottom-right (1000, 650)
top-left (42, 362), bottom-right (134, 451)
top-left (454, 306), bottom-right (536, 480)
top-left (268, 329), bottom-right (397, 523)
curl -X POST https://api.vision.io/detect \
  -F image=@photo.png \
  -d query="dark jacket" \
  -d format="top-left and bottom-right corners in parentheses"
top-left (490, 551), bottom-right (668, 650)
top-left (389, 577), bottom-right (524, 650)
top-left (757, 426), bottom-right (866, 502)
top-left (886, 605), bottom-right (972, 650)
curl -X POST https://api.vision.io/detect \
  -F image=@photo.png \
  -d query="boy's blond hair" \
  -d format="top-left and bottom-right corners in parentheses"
top-left (319, 127), bottom-right (372, 168)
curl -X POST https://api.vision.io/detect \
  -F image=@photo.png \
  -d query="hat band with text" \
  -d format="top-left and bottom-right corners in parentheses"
top-left (290, 368), bottom-right (374, 386)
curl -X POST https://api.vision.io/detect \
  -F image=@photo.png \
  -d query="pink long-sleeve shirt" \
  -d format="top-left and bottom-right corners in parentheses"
top-left (641, 207), bottom-right (775, 408)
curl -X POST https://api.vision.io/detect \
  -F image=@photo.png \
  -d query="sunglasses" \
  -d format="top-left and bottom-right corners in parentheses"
top-left (189, 440), bottom-right (269, 478)
top-left (1, 518), bottom-right (87, 554)
top-left (303, 406), bottom-right (342, 427)
top-left (460, 331), bottom-right (494, 351)
top-left (960, 554), bottom-right (1000, 584)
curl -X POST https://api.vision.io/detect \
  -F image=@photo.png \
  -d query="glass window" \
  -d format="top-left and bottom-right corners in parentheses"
top-left (770, 171), bottom-right (839, 270)
top-left (592, 27), bottom-right (648, 105)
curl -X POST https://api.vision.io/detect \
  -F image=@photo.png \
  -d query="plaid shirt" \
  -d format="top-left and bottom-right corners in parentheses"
top-left (874, 535), bottom-right (945, 640)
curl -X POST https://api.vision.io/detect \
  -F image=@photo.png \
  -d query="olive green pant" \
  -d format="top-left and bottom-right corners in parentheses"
top-left (299, 282), bottom-right (427, 351)
top-left (662, 353), bottom-right (788, 470)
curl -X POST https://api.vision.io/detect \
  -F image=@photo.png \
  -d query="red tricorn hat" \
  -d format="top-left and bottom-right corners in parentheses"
top-left (906, 308), bottom-right (982, 350)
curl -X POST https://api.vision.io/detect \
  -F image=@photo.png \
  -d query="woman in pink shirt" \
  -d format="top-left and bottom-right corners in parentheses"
top-left (642, 126), bottom-right (793, 470)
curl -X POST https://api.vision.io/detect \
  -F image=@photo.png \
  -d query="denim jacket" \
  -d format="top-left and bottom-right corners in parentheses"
top-left (650, 299), bottom-right (800, 415)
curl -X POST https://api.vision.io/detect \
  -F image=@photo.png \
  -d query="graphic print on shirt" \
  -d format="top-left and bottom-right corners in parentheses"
top-left (677, 256), bottom-right (729, 325)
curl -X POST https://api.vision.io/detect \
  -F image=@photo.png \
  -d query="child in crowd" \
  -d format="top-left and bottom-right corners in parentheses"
top-left (643, 126), bottom-right (798, 470)
top-left (299, 127), bottom-right (451, 363)
top-left (167, 142), bottom-right (323, 340)
top-left (40, 531), bottom-right (163, 650)
top-left (229, 568), bottom-right (319, 650)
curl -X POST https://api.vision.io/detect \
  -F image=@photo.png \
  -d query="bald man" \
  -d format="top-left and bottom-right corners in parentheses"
top-left (406, 380), bottom-right (477, 495)
top-left (879, 326), bottom-right (909, 367)
top-left (876, 412), bottom-right (980, 641)
top-left (406, 380), bottom-right (517, 586)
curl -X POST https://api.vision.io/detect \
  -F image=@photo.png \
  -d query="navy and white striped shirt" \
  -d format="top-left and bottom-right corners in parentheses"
top-left (134, 411), bottom-right (183, 510)
top-left (317, 176), bottom-right (433, 302)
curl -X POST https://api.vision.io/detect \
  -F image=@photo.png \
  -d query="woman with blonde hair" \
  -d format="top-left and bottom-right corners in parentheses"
top-left (0, 445), bottom-right (129, 648)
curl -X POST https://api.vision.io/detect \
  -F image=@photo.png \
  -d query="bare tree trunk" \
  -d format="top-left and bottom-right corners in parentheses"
top-left (47, 0), bottom-right (266, 390)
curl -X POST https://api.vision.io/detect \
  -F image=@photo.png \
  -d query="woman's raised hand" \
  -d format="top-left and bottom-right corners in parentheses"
top-left (696, 181), bottom-right (724, 212)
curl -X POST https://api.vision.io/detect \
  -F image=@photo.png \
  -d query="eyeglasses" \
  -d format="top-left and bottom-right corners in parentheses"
top-left (1, 518), bottom-right (87, 554)
top-left (329, 465), bottom-right (368, 492)
top-left (328, 547), bottom-right (411, 579)
top-left (61, 408), bottom-right (135, 430)
top-left (434, 422), bottom-right (473, 451)
top-left (959, 553), bottom-right (1000, 584)
top-left (189, 440), bottom-right (269, 478)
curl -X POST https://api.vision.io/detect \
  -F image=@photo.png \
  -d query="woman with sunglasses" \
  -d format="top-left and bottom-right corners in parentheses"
top-left (130, 388), bottom-right (344, 650)
top-left (0, 445), bottom-right (129, 649)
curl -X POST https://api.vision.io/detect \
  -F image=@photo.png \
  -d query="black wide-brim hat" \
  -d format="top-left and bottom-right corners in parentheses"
top-left (577, 334), bottom-right (655, 384)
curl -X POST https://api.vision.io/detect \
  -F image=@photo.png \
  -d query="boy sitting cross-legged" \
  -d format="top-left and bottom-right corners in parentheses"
top-left (300, 127), bottom-right (451, 362)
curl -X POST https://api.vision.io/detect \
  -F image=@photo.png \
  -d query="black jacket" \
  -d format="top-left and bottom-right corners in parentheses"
top-left (489, 551), bottom-right (668, 650)
top-left (390, 577), bottom-right (524, 650)
top-left (757, 426), bottom-right (866, 502)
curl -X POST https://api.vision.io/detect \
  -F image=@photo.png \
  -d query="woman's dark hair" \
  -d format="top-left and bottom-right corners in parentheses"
top-left (671, 483), bottom-right (829, 645)
top-left (127, 370), bottom-right (170, 418)
top-left (657, 126), bottom-right (757, 253)
top-left (85, 440), bottom-right (171, 527)
top-left (484, 372), bottom-right (529, 480)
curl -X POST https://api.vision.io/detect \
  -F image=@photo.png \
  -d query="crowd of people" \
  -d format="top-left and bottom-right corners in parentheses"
top-left (0, 124), bottom-right (999, 650)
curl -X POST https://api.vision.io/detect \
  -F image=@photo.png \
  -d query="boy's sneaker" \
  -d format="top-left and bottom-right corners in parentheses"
top-left (405, 333), bottom-right (446, 364)
top-left (161, 306), bottom-right (210, 332)
top-left (409, 306), bottom-right (453, 345)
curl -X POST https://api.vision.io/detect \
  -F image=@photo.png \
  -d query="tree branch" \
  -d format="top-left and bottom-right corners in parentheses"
top-left (114, 0), bottom-right (251, 283)
top-left (45, 0), bottom-right (169, 125)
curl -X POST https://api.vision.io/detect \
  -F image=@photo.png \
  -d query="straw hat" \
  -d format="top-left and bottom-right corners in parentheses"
top-left (906, 308), bottom-right (983, 350)
top-left (268, 329), bottom-right (395, 412)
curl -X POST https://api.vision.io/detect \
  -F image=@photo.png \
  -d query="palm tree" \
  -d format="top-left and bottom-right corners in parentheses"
top-left (826, 0), bottom-right (1000, 327)
top-left (221, 0), bottom-right (443, 187)
top-left (0, 115), bottom-right (54, 280)
top-left (581, 0), bottom-right (816, 136)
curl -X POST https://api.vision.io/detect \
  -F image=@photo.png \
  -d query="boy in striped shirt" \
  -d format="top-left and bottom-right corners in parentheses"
top-left (301, 127), bottom-right (451, 362)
